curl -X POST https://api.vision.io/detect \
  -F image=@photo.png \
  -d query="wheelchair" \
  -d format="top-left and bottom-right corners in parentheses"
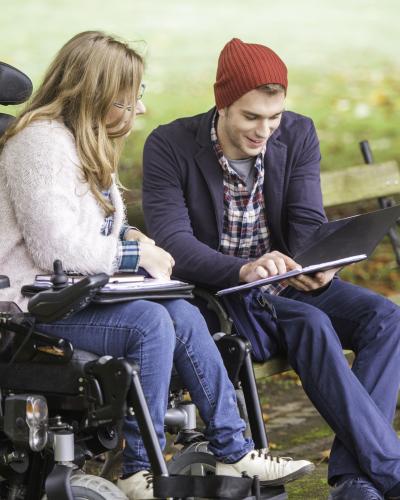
top-left (0, 61), bottom-right (287, 499)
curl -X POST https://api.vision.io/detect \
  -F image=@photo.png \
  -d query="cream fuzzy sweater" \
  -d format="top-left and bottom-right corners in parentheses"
top-left (0, 119), bottom-right (125, 309)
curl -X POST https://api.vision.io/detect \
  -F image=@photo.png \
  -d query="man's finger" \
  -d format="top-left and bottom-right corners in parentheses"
top-left (255, 265), bottom-right (268, 278)
top-left (287, 277), bottom-right (311, 291)
top-left (269, 251), bottom-right (301, 271)
top-left (274, 257), bottom-right (287, 275)
top-left (264, 259), bottom-right (279, 276)
top-left (281, 254), bottom-right (302, 270)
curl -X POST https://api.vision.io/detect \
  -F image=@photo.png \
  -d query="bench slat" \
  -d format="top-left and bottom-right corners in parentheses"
top-left (253, 357), bottom-right (291, 379)
top-left (321, 161), bottom-right (400, 207)
top-left (254, 351), bottom-right (354, 381)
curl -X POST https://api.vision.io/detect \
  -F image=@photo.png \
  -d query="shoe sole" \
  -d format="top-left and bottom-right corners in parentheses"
top-left (259, 463), bottom-right (316, 486)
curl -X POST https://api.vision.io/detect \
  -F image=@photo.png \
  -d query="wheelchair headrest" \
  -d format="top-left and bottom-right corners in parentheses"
top-left (0, 62), bottom-right (32, 105)
top-left (0, 62), bottom-right (33, 137)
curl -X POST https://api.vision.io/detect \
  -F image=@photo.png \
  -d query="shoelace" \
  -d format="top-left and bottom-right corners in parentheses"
top-left (143, 471), bottom-right (154, 490)
top-left (250, 449), bottom-right (293, 463)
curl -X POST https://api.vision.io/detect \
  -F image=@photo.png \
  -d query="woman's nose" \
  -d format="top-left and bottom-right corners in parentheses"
top-left (136, 100), bottom-right (146, 115)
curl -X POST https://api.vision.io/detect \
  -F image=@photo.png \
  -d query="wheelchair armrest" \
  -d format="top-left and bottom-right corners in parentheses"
top-left (26, 273), bottom-right (109, 323)
top-left (214, 334), bottom-right (251, 387)
top-left (84, 357), bottom-right (135, 424)
top-left (192, 287), bottom-right (233, 334)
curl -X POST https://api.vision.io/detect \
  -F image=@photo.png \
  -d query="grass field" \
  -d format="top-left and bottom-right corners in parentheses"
top-left (3, 0), bottom-right (400, 177)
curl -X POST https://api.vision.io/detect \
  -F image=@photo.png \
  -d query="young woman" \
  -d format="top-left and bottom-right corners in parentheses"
top-left (0, 31), bottom-right (312, 499)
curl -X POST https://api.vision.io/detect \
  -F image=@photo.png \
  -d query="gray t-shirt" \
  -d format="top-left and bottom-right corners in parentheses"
top-left (227, 157), bottom-right (256, 192)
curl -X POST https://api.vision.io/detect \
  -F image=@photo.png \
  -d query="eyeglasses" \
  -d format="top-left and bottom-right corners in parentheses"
top-left (112, 83), bottom-right (146, 112)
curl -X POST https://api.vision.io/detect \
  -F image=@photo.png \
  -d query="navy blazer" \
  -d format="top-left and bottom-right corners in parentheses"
top-left (143, 107), bottom-right (327, 290)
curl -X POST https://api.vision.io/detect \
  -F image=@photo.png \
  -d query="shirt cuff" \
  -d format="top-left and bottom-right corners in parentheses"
top-left (115, 240), bottom-right (140, 272)
top-left (119, 224), bottom-right (140, 241)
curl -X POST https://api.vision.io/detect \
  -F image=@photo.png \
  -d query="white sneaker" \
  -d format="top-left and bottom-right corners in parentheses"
top-left (117, 470), bottom-right (155, 500)
top-left (216, 449), bottom-right (315, 486)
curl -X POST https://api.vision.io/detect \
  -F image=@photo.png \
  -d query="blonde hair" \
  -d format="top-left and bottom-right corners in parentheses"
top-left (2, 31), bottom-right (144, 215)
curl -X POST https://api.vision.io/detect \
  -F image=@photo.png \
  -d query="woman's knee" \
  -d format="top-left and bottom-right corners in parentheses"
top-left (119, 300), bottom-right (176, 347)
top-left (163, 299), bottom-right (208, 330)
top-left (162, 299), bottom-right (214, 345)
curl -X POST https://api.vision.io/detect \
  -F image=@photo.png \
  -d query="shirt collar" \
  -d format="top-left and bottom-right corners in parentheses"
top-left (210, 111), bottom-right (265, 171)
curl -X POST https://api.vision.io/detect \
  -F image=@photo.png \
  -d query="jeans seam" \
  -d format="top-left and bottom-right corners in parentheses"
top-left (48, 321), bottom-right (147, 335)
top-left (175, 336), bottom-right (215, 407)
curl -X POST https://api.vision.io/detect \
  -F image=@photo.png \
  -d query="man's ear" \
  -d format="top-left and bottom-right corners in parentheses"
top-left (218, 107), bottom-right (228, 118)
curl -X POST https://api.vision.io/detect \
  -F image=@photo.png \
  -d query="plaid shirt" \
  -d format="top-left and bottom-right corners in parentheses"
top-left (211, 113), bottom-right (285, 295)
top-left (101, 190), bottom-right (140, 272)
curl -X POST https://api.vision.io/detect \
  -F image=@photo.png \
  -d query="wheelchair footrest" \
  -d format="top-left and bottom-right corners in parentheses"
top-left (153, 474), bottom-right (287, 499)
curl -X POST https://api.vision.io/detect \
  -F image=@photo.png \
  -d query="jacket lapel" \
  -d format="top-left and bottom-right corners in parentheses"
top-left (264, 132), bottom-right (287, 248)
top-left (194, 109), bottom-right (224, 236)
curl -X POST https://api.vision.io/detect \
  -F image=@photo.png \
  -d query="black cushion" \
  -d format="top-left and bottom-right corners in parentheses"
top-left (0, 62), bottom-right (32, 105)
top-left (0, 349), bottom-right (98, 395)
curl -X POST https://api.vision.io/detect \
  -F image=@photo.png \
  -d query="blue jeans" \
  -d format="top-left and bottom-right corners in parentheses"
top-left (38, 299), bottom-right (253, 474)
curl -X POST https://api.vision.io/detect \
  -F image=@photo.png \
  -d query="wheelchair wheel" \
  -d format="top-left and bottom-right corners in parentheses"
top-left (167, 443), bottom-right (216, 499)
top-left (168, 450), bottom-right (216, 476)
top-left (43, 473), bottom-right (127, 500)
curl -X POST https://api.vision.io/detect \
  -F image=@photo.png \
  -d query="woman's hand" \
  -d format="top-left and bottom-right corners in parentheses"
top-left (125, 228), bottom-right (155, 245)
top-left (139, 242), bottom-right (175, 279)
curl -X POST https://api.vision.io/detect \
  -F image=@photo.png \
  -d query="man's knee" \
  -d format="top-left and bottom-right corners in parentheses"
top-left (283, 305), bottom-right (338, 351)
top-left (360, 293), bottom-right (400, 344)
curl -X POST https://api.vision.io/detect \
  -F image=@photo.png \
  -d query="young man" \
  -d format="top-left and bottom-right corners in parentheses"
top-left (142, 38), bottom-right (400, 500)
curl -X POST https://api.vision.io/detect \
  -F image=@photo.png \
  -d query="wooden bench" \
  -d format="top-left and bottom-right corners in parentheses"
top-left (321, 160), bottom-right (400, 209)
top-left (199, 159), bottom-right (400, 380)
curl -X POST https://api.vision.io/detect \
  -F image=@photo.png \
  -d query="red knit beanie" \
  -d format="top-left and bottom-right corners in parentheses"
top-left (214, 38), bottom-right (288, 109)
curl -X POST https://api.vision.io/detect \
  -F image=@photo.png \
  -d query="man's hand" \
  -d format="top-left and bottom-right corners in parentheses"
top-left (287, 267), bottom-right (340, 292)
top-left (139, 242), bottom-right (175, 280)
top-left (239, 251), bottom-right (301, 283)
top-left (125, 228), bottom-right (155, 245)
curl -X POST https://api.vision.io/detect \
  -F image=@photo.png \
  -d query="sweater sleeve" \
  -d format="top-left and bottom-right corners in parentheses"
top-left (3, 122), bottom-right (120, 274)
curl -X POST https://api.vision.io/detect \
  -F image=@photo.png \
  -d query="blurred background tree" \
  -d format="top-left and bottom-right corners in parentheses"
top-left (2, 0), bottom-right (400, 292)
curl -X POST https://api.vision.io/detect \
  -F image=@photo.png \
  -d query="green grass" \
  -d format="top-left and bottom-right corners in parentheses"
top-left (290, 425), bottom-right (333, 447)
top-left (3, 0), bottom-right (399, 182)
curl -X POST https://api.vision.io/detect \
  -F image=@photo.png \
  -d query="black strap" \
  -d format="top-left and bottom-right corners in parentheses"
top-left (153, 474), bottom-right (258, 499)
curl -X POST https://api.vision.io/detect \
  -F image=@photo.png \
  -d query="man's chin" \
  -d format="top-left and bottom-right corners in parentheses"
top-left (241, 144), bottom-right (264, 157)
